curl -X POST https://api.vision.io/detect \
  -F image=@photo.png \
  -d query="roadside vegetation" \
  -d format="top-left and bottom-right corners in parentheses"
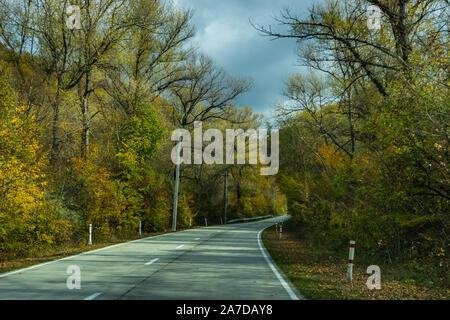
top-left (256, 0), bottom-right (449, 290)
top-left (263, 223), bottom-right (450, 299)
top-left (0, 0), bottom-right (448, 298)
top-left (0, 0), bottom-right (283, 263)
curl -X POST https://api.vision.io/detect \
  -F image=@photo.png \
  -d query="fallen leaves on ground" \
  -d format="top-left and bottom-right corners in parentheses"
top-left (262, 227), bottom-right (449, 300)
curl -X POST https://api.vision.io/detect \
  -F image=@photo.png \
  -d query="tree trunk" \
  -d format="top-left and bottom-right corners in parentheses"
top-left (50, 88), bottom-right (61, 165)
top-left (347, 90), bottom-right (355, 159)
top-left (81, 72), bottom-right (90, 159)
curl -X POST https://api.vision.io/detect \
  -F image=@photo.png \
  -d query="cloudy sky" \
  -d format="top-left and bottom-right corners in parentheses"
top-left (173, 0), bottom-right (321, 119)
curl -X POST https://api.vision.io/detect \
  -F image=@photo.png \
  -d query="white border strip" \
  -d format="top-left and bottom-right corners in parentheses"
top-left (0, 229), bottom-right (194, 279)
top-left (0, 215), bottom-right (302, 302)
top-left (257, 224), bottom-right (300, 300)
top-left (84, 292), bottom-right (102, 300)
top-left (145, 258), bottom-right (159, 266)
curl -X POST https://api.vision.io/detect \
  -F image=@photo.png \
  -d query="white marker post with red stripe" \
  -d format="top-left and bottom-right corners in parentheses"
top-left (346, 240), bottom-right (356, 282)
top-left (279, 223), bottom-right (283, 239)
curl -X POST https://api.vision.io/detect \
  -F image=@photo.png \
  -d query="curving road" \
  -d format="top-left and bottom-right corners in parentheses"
top-left (0, 216), bottom-right (302, 300)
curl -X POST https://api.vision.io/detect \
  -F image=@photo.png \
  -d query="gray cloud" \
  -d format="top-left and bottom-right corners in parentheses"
top-left (174, 0), bottom-right (320, 118)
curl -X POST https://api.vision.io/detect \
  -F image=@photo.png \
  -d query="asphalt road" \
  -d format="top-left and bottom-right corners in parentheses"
top-left (0, 215), bottom-right (302, 300)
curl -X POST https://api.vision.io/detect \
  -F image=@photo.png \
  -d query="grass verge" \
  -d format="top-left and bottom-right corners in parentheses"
top-left (262, 223), bottom-right (450, 300)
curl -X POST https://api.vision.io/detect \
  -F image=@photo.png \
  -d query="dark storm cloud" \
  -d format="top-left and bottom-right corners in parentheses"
top-left (174, 0), bottom-right (320, 118)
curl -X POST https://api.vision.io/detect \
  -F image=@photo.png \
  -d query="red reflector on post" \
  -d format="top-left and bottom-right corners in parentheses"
top-left (347, 241), bottom-right (355, 282)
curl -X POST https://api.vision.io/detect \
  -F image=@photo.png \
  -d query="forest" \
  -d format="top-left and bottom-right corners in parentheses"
top-left (0, 0), bottom-right (448, 286)
top-left (0, 0), bottom-right (283, 260)
top-left (255, 0), bottom-right (449, 284)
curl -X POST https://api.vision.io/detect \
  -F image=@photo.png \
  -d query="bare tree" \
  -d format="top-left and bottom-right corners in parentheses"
top-left (0, 0), bottom-right (39, 106)
top-left (100, 0), bottom-right (194, 117)
top-left (169, 53), bottom-right (253, 128)
top-left (0, 0), bottom-right (134, 163)
top-left (253, 0), bottom-right (449, 97)
top-left (73, 0), bottom-right (133, 158)
top-left (279, 73), bottom-right (356, 159)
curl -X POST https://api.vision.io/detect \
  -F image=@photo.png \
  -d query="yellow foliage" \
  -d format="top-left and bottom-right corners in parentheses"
top-left (0, 103), bottom-right (71, 259)
top-left (317, 145), bottom-right (344, 170)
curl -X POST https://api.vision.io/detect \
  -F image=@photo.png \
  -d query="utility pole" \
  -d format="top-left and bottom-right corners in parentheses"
top-left (223, 169), bottom-right (228, 224)
top-left (172, 135), bottom-right (182, 232)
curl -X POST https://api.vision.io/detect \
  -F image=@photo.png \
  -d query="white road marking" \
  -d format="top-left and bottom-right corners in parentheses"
top-left (145, 258), bottom-right (159, 266)
top-left (176, 245), bottom-right (185, 249)
top-left (0, 257), bottom-right (73, 279)
top-left (0, 228), bottom-right (198, 278)
top-left (257, 225), bottom-right (300, 300)
top-left (194, 238), bottom-right (200, 240)
top-left (1, 216), bottom-right (299, 301)
top-left (84, 292), bottom-right (102, 300)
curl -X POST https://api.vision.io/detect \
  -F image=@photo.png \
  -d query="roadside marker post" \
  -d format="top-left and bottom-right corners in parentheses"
top-left (346, 241), bottom-right (356, 282)
top-left (139, 221), bottom-right (142, 237)
top-left (205, 218), bottom-right (208, 227)
top-left (279, 223), bottom-right (282, 239)
top-left (189, 217), bottom-right (192, 228)
top-left (88, 224), bottom-right (92, 245)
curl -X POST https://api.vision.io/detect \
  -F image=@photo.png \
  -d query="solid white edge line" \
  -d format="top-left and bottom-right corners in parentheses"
top-left (0, 216), bottom-right (284, 280)
top-left (0, 256), bottom-right (73, 278)
top-left (257, 222), bottom-right (300, 300)
top-left (84, 292), bottom-right (102, 300)
top-left (0, 228), bottom-right (202, 279)
top-left (145, 258), bottom-right (160, 266)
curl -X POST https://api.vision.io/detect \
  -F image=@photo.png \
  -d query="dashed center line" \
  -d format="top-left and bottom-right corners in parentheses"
top-left (194, 238), bottom-right (200, 240)
top-left (84, 292), bottom-right (102, 300)
top-left (145, 258), bottom-right (159, 266)
top-left (176, 245), bottom-right (185, 249)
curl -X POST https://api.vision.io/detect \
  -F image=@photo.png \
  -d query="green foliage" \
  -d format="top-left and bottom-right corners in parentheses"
top-left (0, 0), bottom-right (275, 262)
top-left (272, 1), bottom-right (449, 286)
top-left (117, 107), bottom-right (163, 179)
